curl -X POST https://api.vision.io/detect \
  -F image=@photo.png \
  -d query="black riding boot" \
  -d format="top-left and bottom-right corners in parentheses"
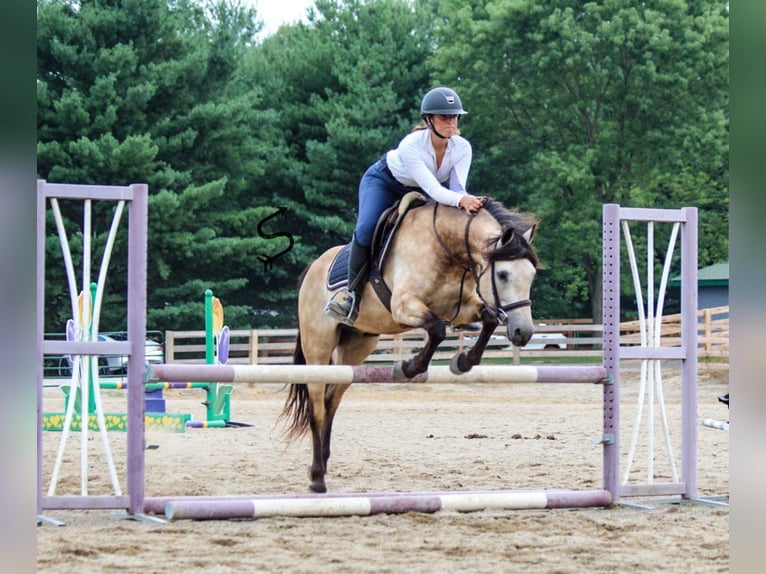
top-left (324, 238), bottom-right (370, 326)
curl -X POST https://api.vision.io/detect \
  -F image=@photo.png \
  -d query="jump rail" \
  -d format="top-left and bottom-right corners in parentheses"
top-left (155, 489), bottom-right (613, 521)
top-left (148, 363), bottom-right (609, 385)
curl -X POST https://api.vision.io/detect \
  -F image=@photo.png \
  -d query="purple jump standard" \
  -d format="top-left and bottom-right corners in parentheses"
top-left (163, 489), bottom-right (612, 521)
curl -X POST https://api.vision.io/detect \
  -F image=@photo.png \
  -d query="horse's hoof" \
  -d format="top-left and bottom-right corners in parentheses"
top-left (449, 353), bottom-right (472, 374)
top-left (309, 482), bottom-right (327, 494)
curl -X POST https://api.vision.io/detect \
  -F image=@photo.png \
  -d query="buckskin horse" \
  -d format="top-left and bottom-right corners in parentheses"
top-left (282, 196), bottom-right (539, 493)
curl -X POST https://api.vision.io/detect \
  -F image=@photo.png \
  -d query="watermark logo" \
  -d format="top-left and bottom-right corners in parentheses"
top-left (256, 207), bottom-right (295, 272)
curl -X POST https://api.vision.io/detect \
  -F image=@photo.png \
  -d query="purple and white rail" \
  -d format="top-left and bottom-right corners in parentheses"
top-left (149, 363), bottom-right (608, 386)
top-left (701, 418), bottom-right (729, 431)
top-left (153, 489), bottom-right (613, 521)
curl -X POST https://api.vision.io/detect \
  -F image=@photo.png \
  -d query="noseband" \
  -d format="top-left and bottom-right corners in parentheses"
top-left (432, 203), bottom-right (532, 325)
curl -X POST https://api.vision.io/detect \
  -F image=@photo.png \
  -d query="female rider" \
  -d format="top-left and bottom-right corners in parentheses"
top-left (324, 86), bottom-right (485, 326)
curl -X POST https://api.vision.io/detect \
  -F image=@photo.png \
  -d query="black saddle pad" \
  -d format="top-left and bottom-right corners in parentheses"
top-left (327, 243), bottom-right (352, 290)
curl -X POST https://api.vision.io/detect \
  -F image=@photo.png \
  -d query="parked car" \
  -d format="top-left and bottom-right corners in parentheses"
top-left (521, 332), bottom-right (568, 350)
top-left (118, 338), bottom-right (165, 372)
top-left (56, 334), bottom-right (165, 378)
top-left (57, 333), bottom-right (124, 378)
top-left (501, 327), bottom-right (568, 350)
top-left (461, 329), bottom-right (568, 351)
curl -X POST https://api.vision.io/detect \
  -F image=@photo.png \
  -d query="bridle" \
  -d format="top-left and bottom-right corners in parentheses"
top-left (432, 203), bottom-right (532, 325)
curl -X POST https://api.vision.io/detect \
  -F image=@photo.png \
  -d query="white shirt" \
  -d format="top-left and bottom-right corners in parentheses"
top-left (384, 128), bottom-right (472, 207)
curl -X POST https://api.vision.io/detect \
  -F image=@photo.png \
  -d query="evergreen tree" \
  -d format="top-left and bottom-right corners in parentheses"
top-left (37, 0), bottom-right (293, 331)
top-left (243, 0), bottom-right (434, 260)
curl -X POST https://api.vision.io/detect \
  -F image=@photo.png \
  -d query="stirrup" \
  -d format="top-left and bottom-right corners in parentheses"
top-left (324, 289), bottom-right (359, 326)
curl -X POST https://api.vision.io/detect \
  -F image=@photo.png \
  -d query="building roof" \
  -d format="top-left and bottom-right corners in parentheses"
top-left (670, 261), bottom-right (728, 287)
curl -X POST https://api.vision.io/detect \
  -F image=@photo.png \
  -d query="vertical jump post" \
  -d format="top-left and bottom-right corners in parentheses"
top-left (602, 204), bottom-right (698, 503)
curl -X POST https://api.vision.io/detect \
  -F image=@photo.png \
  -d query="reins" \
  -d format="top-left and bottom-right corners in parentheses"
top-left (432, 203), bottom-right (471, 323)
top-left (432, 202), bottom-right (532, 326)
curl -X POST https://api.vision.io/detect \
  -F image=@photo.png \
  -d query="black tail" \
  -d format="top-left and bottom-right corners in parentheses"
top-left (280, 266), bottom-right (311, 440)
top-left (293, 328), bottom-right (306, 365)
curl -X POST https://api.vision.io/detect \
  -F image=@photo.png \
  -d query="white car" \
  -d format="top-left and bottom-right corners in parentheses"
top-left (57, 336), bottom-right (165, 377)
top-left (520, 332), bottom-right (567, 350)
top-left (460, 329), bottom-right (567, 351)
top-left (57, 333), bottom-right (124, 377)
top-left (113, 335), bottom-right (165, 372)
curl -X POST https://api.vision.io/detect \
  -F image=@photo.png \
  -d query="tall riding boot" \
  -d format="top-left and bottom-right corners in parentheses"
top-left (324, 238), bottom-right (370, 326)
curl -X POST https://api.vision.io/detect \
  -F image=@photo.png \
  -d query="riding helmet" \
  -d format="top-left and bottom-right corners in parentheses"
top-left (420, 87), bottom-right (468, 116)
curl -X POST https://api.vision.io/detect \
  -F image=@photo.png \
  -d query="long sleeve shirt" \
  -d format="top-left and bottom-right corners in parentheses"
top-left (384, 128), bottom-right (472, 207)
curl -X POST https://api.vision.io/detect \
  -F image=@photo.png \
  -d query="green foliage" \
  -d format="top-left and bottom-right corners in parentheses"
top-left (38, 0), bottom-right (291, 331)
top-left (243, 0), bottom-right (434, 257)
top-left (429, 0), bottom-right (729, 320)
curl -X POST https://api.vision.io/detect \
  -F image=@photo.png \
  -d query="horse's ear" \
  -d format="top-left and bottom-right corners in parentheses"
top-left (523, 224), bottom-right (536, 244)
top-left (501, 227), bottom-right (515, 245)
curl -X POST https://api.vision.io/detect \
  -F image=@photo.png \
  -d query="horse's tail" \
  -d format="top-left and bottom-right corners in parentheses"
top-left (293, 325), bottom-right (307, 365)
top-left (280, 329), bottom-right (311, 441)
top-left (280, 265), bottom-right (312, 440)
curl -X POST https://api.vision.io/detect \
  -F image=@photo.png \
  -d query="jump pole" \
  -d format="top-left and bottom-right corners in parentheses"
top-left (144, 489), bottom-right (611, 516)
top-left (149, 363), bottom-right (609, 386)
top-left (144, 364), bottom-right (613, 520)
top-left (701, 418), bottom-right (729, 431)
top-left (159, 489), bottom-right (613, 521)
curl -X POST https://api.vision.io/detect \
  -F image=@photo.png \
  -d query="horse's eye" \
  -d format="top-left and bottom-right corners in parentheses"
top-left (496, 270), bottom-right (509, 282)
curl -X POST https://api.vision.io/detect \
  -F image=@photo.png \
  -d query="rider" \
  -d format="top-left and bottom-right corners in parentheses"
top-left (324, 86), bottom-right (486, 326)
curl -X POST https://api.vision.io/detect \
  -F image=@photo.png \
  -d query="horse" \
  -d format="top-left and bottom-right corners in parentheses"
top-left (281, 197), bottom-right (539, 493)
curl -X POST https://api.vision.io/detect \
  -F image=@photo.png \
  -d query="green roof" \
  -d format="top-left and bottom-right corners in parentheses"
top-left (670, 262), bottom-right (728, 287)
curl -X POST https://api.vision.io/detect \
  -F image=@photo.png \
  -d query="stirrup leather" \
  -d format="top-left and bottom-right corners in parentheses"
top-left (324, 289), bottom-right (359, 325)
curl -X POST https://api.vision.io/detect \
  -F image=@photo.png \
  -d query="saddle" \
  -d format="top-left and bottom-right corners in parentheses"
top-left (327, 191), bottom-right (428, 309)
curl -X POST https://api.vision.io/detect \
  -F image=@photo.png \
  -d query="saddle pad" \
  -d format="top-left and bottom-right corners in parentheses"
top-left (327, 243), bottom-right (351, 291)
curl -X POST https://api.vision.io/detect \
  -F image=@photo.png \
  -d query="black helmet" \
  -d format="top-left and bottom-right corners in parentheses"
top-left (420, 87), bottom-right (468, 116)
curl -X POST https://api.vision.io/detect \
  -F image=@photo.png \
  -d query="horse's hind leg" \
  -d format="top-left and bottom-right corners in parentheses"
top-left (304, 383), bottom-right (353, 493)
top-left (307, 331), bottom-right (379, 493)
top-left (316, 383), bottom-right (351, 484)
top-left (306, 383), bottom-right (330, 493)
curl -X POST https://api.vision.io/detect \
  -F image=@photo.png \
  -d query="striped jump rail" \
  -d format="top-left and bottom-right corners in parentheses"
top-left (148, 489), bottom-right (613, 521)
top-left (148, 364), bottom-right (609, 385)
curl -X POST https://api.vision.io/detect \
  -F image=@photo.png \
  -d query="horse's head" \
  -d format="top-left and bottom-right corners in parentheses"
top-left (477, 200), bottom-right (538, 346)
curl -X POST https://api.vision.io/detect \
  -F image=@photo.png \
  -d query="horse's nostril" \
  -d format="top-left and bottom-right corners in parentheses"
top-left (508, 326), bottom-right (533, 347)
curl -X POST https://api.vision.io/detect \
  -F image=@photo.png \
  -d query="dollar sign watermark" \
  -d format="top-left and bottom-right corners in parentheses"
top-left (256, 207), bottom-right (295, 272)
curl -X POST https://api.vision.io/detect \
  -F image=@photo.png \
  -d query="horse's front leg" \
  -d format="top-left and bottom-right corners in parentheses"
top-left (393, 311), bottom-right (446, 379)
top-left (450, 310), bottom-right (499, 374)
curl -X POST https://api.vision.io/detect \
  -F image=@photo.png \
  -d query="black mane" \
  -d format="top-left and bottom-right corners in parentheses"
top-left (482, 198), bottom-right (539, 267)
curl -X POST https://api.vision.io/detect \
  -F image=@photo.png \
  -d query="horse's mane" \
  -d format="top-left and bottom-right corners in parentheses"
top-left (481, 198), bottom-right (539, 267)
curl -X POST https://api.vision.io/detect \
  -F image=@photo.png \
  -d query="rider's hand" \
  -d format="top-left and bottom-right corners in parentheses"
top-left (458, 195), bottom-right (485, 215)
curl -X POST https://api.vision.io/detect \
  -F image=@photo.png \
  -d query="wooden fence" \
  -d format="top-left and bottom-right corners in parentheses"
top-left (164, 306), bottom-right (729, 367)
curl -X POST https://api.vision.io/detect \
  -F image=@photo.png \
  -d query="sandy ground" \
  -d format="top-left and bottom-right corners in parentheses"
top-left (37, 366), bottom-right (729, 573)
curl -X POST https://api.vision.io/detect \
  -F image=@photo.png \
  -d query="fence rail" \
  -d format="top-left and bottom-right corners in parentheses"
top-left (163, 306), bottom-right (729, 367)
